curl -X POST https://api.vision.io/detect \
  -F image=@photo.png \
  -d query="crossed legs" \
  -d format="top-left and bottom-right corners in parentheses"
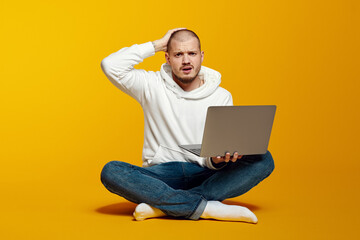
top-left (101, 151), bottom-right (274, 222)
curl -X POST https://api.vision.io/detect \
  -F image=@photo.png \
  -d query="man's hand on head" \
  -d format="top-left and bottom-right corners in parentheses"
top-left (152, 28), bottom-right (186, 52)
top-left (211, 152), bottom-right (243, 164)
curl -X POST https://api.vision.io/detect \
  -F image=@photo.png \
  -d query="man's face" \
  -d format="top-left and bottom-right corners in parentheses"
top-left (165, 37), bottom-right (204, 84)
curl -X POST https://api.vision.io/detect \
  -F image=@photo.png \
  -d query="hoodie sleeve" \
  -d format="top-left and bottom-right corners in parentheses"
top-left (100, 42), bottom-right (156, 104)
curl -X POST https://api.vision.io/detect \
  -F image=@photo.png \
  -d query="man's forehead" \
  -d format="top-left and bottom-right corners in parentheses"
top-left (172, 49), bottom-right (200, 53)
top-left (169, 38), bottom-right (200, 52)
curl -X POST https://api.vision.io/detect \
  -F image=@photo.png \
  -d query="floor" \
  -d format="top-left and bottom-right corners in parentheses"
top-left (1, 150), bottom-right (358, 240)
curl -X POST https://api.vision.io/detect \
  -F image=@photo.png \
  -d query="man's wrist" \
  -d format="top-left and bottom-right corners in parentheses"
top-left (152, 40), bottom-right (166, 52)
top-left (210, 157), bottom-right (227, 169)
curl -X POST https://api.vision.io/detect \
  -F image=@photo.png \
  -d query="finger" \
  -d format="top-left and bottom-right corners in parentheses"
top-left (167, 28), bottom-right (187, 36)
top-left (232, 152), bottom-right (238, 162)
top-left (225, 152), bottom-right (230, 162)
top-left (238, 155), bottom-right (243, 159)
top-left (173, 27), bottom-right (187, 31)
top-left (171, 27), bottom-right (187, 32)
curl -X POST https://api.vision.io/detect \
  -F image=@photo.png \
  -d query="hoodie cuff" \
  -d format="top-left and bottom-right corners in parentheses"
top-left (206, 157), bottom-right (227, 170)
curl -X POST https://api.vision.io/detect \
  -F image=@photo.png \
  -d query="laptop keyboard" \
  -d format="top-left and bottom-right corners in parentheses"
top-left (190, 148), bottom-right (201, 155)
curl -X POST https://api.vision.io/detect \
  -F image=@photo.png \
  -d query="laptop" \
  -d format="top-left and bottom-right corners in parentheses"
top-left (179, 105), bottom-right (276, 157)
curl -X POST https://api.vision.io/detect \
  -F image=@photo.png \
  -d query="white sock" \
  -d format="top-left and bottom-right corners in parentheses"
top-left (200, 201), bottom-right (258, 223)
top-left (133, 203), bottom-right (166, 221)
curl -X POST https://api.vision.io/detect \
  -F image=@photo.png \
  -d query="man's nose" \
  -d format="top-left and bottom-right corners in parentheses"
top-left (182, 54), bottom-right (190, 64)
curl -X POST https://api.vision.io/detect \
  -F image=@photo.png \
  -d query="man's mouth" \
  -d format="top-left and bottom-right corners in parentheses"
top-left (181, 66), bottom-right (193, 74)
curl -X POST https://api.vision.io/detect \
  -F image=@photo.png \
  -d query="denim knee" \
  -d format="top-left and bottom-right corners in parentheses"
top-left (100, 160), bottom-right (121, 189)
top-left (261, 151), bottom-right (275, 178)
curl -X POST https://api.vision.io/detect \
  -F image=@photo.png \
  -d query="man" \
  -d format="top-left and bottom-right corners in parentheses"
top-left (100, 28), bottom-right (274, 223)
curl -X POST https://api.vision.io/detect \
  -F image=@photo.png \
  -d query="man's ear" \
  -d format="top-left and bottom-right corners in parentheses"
top-left (165, 52), bottom-right (171, 65)
top-left (201, 51), bottom-right (204, 64)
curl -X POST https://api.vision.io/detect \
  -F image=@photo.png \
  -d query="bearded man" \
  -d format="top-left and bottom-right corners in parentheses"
top-left (100, 28), bottom-right (274, 223)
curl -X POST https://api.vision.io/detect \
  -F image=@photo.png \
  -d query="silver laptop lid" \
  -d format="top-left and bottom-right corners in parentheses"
top-left (200, 105), bottom-right (276, 157)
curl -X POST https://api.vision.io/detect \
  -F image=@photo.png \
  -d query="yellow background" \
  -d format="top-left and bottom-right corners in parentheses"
top-left (1, 0), bottom-right (359, 239)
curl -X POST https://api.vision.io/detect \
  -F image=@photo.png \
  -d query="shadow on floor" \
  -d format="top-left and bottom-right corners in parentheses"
top-left (96, 199), bottom-right (260, 216)
top-left (96, 202), bottom-right (137, 216)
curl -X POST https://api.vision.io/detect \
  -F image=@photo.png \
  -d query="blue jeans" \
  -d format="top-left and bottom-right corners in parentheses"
top-left (100, 151), bottom-right (274, 220)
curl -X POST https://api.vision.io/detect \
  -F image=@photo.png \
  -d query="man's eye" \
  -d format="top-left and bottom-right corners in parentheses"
top-left (175, 53), bottom-right (182, 57)
top-left (189, 52), bottom-right (196, 56)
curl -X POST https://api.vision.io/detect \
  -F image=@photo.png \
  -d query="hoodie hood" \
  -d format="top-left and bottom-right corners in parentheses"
top-left (160, 63), bottom-right (221, 100)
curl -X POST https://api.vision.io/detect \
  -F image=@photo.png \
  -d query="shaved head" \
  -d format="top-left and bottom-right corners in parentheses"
top-left (167, 29), bottom-right (201, 52)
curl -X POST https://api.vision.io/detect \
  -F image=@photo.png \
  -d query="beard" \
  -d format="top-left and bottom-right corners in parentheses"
top-left (172, 68), bottom-right (201, 84)
top-left (174, 74), bottom-right (196, 84)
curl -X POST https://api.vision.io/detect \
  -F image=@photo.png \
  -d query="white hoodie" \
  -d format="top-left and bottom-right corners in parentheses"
top-left (101, 42), bottom-right (233, 169)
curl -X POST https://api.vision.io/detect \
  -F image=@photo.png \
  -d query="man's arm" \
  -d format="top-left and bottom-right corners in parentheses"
top-left (100, 28), bottom-right (185, 103)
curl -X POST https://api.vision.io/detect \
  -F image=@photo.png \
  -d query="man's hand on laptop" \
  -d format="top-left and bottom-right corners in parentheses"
top-left (211, 152), bottom-right (243, 164)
